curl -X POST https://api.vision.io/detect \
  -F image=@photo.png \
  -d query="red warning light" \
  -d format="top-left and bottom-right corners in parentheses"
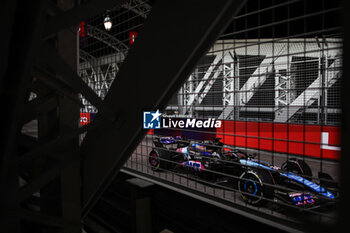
top-left (129, 31), bottom-right (138, 45)
top-left (79, 21), bottom-right (85, 37)
top-left (80, 112), bottom-right (90, 125)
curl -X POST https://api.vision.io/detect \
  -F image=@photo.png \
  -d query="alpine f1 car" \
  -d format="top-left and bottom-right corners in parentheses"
top-left (148, 136), bottom-right (338, 207)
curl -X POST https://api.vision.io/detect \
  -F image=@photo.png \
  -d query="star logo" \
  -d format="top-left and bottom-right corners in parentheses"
top-left (151, 110), bottom-right (161, 122)
top-left (143, 110), bottom-right (162, 129)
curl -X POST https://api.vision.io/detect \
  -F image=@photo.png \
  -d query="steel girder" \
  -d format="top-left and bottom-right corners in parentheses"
top-left (0, 0), bottom-right (126, 232)
top-left (121, 0), bottom-right (151, 19)
top-left (51, 1), bottom-right (129, 60)
top-left (0, 1), bottom-right (48, 231)
top-left (44, 0), bottom-right (125, 36)
top-left (85, 24), bottom-right (128, 58)
top-left (80, 62), bottom-right (119, 114)
top-left (80, 49), bottom-right (96, 63)
top-left (81, 0), bottom-right (247, 216)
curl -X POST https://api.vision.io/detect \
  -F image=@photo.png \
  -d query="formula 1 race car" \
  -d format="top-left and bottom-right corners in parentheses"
top-left (148, 136), bottom-right (338, 207)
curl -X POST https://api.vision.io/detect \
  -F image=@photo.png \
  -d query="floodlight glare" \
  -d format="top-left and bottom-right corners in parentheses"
top-left (104, 16), bottom-right (112, 31)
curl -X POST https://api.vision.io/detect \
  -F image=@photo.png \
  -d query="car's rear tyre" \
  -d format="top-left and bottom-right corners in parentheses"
top-left (281, 158), bottom-right (312, 178)
top-left (149, 149), bottom-right (170, 171)
top-left (239, 169), bottom-right (274, 205)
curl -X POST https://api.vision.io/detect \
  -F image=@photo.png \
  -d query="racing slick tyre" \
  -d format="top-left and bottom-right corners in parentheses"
top-left (281, 158), bottom-right (313, 178)
top-left (149, 148), bottom-right (171, 171)
top-left (238, 169), bottom-right (274, 206)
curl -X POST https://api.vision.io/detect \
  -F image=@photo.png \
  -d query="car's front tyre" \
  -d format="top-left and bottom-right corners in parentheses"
top-left (148, 148), bottom-right (171, 171)
top-left (238, 169), bottom-right (274, 205)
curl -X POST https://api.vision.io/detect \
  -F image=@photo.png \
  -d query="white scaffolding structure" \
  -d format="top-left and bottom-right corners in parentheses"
top-left (177, 38), bottom-right (342, 124)
top-left (79, 37), bottom-right (342, 125)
